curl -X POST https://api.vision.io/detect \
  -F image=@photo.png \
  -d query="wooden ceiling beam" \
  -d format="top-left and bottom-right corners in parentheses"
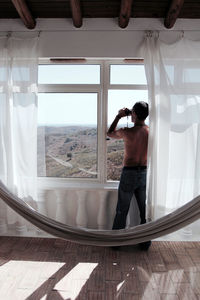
top-left (119, 0), bottom-right (133, 29)
top-left (11, 0), bottom-right (36, 29)
top-left (164, 0), bottom-right (184, 29)
top-left (69, 0), bottom-right (82, 28)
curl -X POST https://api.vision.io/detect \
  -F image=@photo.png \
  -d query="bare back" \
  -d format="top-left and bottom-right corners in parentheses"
top-left (120, 125), bottom-right (149, 167)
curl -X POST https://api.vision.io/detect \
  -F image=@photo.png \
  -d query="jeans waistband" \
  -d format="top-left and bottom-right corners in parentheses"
top-left (123, 166), bottom-right (147, 170)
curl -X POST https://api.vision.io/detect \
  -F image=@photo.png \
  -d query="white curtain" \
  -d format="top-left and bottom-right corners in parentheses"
top-left (0, 36), bottom-right (38, 234)
top-left (143, 34), bottom-right (200, 239)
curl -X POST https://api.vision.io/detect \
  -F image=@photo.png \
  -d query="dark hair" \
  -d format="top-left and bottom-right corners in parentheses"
top-left (132, 101), bottom-right (149, 120)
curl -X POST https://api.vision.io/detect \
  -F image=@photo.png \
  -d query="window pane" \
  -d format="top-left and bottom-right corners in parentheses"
top-left (183, 68), bottom-right (200, 83)
top-left (165, 65), bottom-right (174, 83)
top-left (0, 67), bottom-right (30, 82)
top-left (0, 68), bottom-right (7, 81)
top-left (107, 90), bottom-right (148, 181)
top-left (38, 93), bottom-right (97, 178)
top-left (13, 67), bottom-right (30, 81)
top-left (110, 65), bottom-right (147, 85)
top-left (38, 65), bottom-right (100, 84)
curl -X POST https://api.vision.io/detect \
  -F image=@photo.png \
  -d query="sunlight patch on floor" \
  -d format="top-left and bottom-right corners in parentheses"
top-left (0, 260), bottom-right (65, 299)
top-left (54, 262), bottom-right (98, 300)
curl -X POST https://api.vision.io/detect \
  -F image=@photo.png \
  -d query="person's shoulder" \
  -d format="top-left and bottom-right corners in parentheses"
top-left (117, 127), bottom-right (127, 134)
top-left (121, 127), bottom-right (135, 136)
top-left (143, 125), bottom-right (149, 136)
top-left (118, 127), bottom-right (129, 131)
top-left (116, 127), bottom-right (132, 137)
top-left (121, 126), bottom-right (129, 131)
top-left (121, 127), bottom-right (133, 133)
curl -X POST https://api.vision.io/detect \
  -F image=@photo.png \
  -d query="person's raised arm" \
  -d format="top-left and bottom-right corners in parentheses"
top-left (107, 108), bottom-right (128, 139)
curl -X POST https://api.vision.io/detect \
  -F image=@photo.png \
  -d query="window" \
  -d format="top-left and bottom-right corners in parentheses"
top-left (37, 60), bottom-right (148, 183)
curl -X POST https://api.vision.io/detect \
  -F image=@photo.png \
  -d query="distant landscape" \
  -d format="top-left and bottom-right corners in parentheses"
top-left (37, 125), bottom-right (124, 181)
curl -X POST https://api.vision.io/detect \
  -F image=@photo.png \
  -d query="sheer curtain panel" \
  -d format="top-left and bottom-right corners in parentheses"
top-left (0, 36), bottom-right (38, 234)
top-left (143, 34), bottom-right (200, 239)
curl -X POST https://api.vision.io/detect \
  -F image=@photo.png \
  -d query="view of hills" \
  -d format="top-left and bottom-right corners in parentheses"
top-left (37, 125), bottom-right (124, 181)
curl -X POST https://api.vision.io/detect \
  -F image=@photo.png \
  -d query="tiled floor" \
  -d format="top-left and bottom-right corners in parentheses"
top-left (0, 237), bottom-right (200, 299)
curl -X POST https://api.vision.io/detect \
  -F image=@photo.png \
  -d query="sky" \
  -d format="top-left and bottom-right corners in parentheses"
top-left (37, 64), bottom-right (148, 125)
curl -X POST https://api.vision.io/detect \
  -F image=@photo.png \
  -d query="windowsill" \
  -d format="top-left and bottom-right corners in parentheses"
top-left (37, 177), bottom-right (119, 191)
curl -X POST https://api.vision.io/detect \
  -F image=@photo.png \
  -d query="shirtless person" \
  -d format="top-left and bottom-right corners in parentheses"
top-left (107, 101), bottom-right (150, 249)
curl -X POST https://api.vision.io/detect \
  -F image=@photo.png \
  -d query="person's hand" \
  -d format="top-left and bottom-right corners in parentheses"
top-left (117, 108), bottom-right (130, 118)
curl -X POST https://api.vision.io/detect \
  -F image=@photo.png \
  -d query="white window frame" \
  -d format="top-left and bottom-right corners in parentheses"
top-left (37, 58), bottom-right (148, 189)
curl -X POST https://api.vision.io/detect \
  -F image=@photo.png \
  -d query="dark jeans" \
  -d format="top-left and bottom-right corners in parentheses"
top-left (112, 167), bottom-right (147, 230)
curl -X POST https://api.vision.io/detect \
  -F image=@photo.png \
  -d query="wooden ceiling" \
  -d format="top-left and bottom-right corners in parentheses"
top-left (0, 0), bottom-right (199, 30)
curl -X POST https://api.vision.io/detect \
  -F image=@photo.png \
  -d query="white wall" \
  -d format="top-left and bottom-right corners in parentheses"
top-left (1, 18), bottom-right (200, 58)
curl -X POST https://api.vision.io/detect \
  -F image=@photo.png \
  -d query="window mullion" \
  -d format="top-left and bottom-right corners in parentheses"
top-left (108, 84), bottom-right (147, 90)
top-left (100, 60), bottom-right (110, 183)
top-left (38, 84), bottom-right (100, 93)
top-left (96, 61), bottom-right (104, 183)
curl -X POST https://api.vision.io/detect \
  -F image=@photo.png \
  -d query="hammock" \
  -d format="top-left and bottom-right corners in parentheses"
top-left (0, 181), bottom-right (200, 246)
